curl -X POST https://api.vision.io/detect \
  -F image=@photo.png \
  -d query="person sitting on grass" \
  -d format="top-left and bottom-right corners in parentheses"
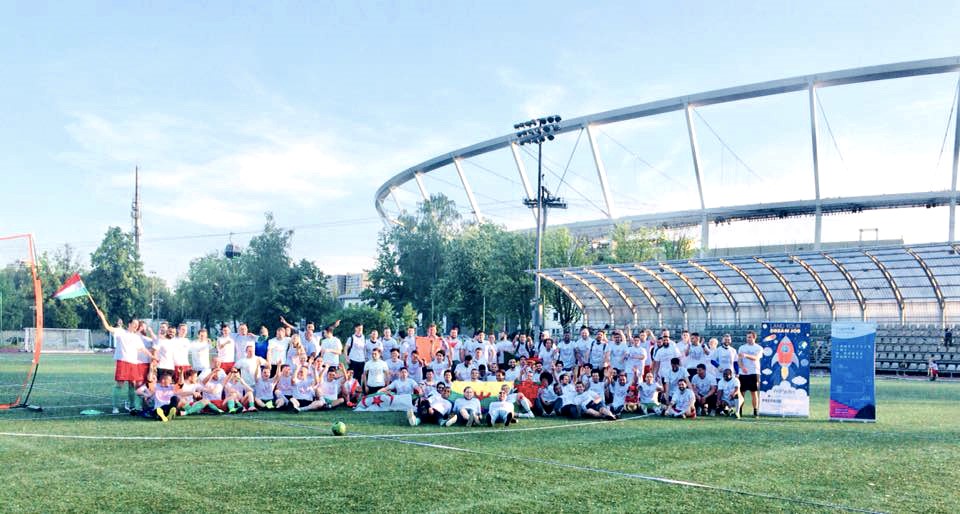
top-left (407, 382), bottom-right (457, 427)
top-left (178, 369), bottom-right (223, 416)
top-left (534, 374), bottom-right (558, 417)
top-left (150, 371), bottom-right (181, 422)
top-left (340, 368), bottom-right (361, 408)
top-left (290, 365), bottom-right (325, 413)
top-left (637, 372), bottom-right (663, 415)
top-left (486, 389), bottom-right (516, 427)
top-left (498, 383), bottom-right (535, 419)
top-left (223, 368), bottom-right (256, 413)
top-left (453, 386), bottom-right (483, 426)
top-left (199, 362), bottom-right (228, 414)
top-left (575, 380), bottom-right (618, 420)
top-left (716, 368), bottom-right (742, 418)
top-left (253, 366), bottom-right (281, 410)
top-left (317, 364), bottom-right (345, 410)
top-left (665, 377), bottom-right (696, 418)
top-left (554, 380), bottom-right (583, 419)
top-left (691, 364), bottom-right (718, 416)
top-left (607, 370), bottom-right (634, 416)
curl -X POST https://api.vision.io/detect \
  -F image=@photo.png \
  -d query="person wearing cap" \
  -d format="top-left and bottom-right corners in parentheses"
top-left (665, 377), bottom-right (696, 418)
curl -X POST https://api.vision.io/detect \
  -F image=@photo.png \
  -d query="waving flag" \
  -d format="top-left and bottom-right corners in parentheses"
top-left (53, 273), bottom-right (89, 300)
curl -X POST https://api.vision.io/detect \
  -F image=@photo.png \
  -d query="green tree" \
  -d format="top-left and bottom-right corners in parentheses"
top-left (239, 213), bottom-right (294, 328)
top-left (287, 258), bottom-right (338, 326)
top-left (660, 231), bottom-right (697, 260)
top-left (399, 302), bottom-right (418, 331)
top-left (361, 231), bottom-right (406, 306)
top-left (542, 228), bottom-right (591, 330)
top-left (332, 304), bottom-right (393, 341)
top-left (609, 223), bottom-right (661, 263)
top-left (85, 227), bottom-right (149, 327)
top-left (173, 253), bottom-right (237, 332)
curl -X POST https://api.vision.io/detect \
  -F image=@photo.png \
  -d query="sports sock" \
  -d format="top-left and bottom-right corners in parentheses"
top-left (186, 403), bottom-right (205, 415)
top-left (112, 385), bottom-right (123, 409)
top-left (227, 400), bottom-right (239, 412)
top-left (248, 400), bottom-right (255, 409)
top-left (126, 384), bottom-right (136, 408)
top-left (208, 403), bottom-right (224, 413)
top-left (133, 394), bottom-right (143, 411)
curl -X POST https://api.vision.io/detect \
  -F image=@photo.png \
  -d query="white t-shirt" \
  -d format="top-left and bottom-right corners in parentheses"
top-left (254, 378), bottom-right (275, 400)
top-left (386, 358), bottom-right (404, 379)
top-left (363, 359), bottom-right (389, 388)
top-left (233, 334), bottom-right (257, 363)
top-left (624, 345), bottom-right (648, 372)
top-left (608, 342), bottom-right (627, 370)
top-left (655, 344), bottom-right (680, 377)
top-left (387, 378), bottom-right (418, 395)
top-left (718, 377), bottom-right (741, 401)
top-left (488, 400), bottom-right (515, 415)
top-left (662, 367), bottom-right (687, 397)
top-left (738, 343), bottom-right (763, 375)
top-left (114, 329), bottom-right (147, 364)
top-left (427, 392), bottom-right (452, 415)
top-left (365, 339), bottom-right (384, 362)
top-left (318, 376), bottom-right (340, 399)
top-left (189, 340), bottom-right (211, 370)
top-left (671, 388), bottom-right (695, 411)
top-left (575, 338), bottom-right (593, 363)
top-left (267, 337), bottom-right (288, 365)
top-left (217, 336), bottom-right (235, 363)
top-left (155, 338), bottom-right (175, 369)
top-left (588, 379), bottom-right (605, 398)
top-left (675, 340), bottom-right (690, 367)
top-left (320, 337), bottom-right (343, 367)
top-left (429, 360), bottom-right (449, 379)
top-left (576, 390), bottom-right (602, 408)
top-left (716, 345), bottom-right (738, 374)
top-left (610, 381), bottom-right (630, 408)
top-left (453, 397), bottom-right (481, 413)
top-left (381, 337), bottom-right (399, 355)
top-left (171, 337), bottom-right (191, 366)
top-left (495, 340), bottom-right (513, 363)
top-left (588, 342), bottom-right (607, 368)
top-left (235, 356), bottom-right (262, 386)
top-left (639, 382), bottom-right (660, 404)
top-left (558, 341), bottom-right (576, 366)
top-left (293, 375), bottom-right (316, 400)
top-left (454, 363), bottom-right (473, 382)
top-left (347, 335), bottom-right (367, 362)
top-left (691, 374), bottom-right (715, 397)
top-left (539, 345), bottom-right (558, 370)
top-left (687, 343), bottom-right (709, 370)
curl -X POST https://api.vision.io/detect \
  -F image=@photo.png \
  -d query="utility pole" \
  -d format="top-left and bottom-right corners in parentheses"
top-left (131, 166), bottom-right (143, 254)
top-left (514, 116), bottom-right (566, 338)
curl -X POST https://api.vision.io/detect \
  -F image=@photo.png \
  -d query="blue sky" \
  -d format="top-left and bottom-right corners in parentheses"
top-left (1, 2), bottom-right (959, 284)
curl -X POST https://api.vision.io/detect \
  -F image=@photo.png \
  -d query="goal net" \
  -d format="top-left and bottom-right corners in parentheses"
top-left (0, 234), bottom-right (43, 409)
top-left (24, 328), bottom-right (90, 353)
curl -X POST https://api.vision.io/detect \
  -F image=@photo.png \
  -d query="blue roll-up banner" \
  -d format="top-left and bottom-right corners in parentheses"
top-left (759, 322), bottom-right (811, 417)
top-left (829, 322), bottom-right (877, 422)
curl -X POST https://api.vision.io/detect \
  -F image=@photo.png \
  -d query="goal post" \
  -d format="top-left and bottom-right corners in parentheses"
top-left (24, 328), bottom-right (90, 353)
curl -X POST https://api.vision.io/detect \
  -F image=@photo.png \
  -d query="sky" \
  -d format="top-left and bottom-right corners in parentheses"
top-left (1, 1), bottom-right (959, 285)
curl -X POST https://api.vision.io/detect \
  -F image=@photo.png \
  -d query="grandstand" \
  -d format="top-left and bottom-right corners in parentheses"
top-left (533, 241), bottom-right (960, 376)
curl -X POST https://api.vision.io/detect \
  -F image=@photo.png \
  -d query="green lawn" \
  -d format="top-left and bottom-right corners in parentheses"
top-left (1, 354), bottom-right (958, 513)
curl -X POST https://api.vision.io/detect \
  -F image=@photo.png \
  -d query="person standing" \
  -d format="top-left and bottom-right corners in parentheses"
top-left (96, 309), bottom-right (154, 414)
top-left (216, 324), bottom-right (236, 372)
top-left (345, 323), bottom-right (368, 379)
top-left (737, 330), bottom-right (763, 417)
top-left (319, 325), bottom-right (343, 369)
top-left (362, 348), bottom-right (389, 395)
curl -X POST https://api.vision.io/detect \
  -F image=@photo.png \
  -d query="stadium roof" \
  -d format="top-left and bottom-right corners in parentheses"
top-left (531, 242), bottom-right (960, 328)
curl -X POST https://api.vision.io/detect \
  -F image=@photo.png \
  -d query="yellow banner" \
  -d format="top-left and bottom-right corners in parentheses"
top-left (450, 381), bottom-right (510, 401)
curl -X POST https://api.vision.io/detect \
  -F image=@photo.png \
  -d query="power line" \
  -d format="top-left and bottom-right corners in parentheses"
top-left (519, 144), bottom-right (608, 216)
top-left (599, 129), bottom-right (687, 188)
top-left (936, 75), bottom-right (960, 169)
top-left (815, 91), bottom-right (848, 171)
top-left (692, 109), bottom-right (765, 182)
top-left (556, 128), bottom-right (585, 192)
top-left (462, 158), bottom-right (521, 186)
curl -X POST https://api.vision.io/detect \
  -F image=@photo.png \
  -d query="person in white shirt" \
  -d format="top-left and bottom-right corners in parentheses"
top-left (555, 380), bottom-right (585, 419)
top-left (381, 367), bottom-right (421, 396)
top-left (486, 389), bottom-right (516, 426)
top-left (554, 333), bottom-right (574, 371)
top-left (252, 366), bottom-right (281, 410)
top-left (96, 309), bottom-right (154, 414)
top-left (686, 333), bottom-right (710, 379)
top-left (716, 368), bottom-right (742, 418)
top-left (171, 324), bottom-right (192, 381)
top-left (676, 329), bottom-right (692, 371)
top-left (607, 371), bottom-right (632, 415)
top-left (666, 377), bottom-right (696, 418)
top-left (539, 338), bottom-right (559, 371)
top-left (385, 348), bottom-right (405, 382)
top-left (534, 375), bottom-right (559, 416)
top-left (319, 326), bottom-right (343, 368)
top-left (316, 365), bottom-right (345, 409)
top-left (381, 327), bottom-right (399, 356)
top-left (429, 350), bottom-right (450, 380)
top-left (289, 365), bottom-right (325, 413)
top-left (572, 380), bottom-right (617, 420)
top-left (216, 324), bottom-right (236, 372)
top-left (189, 328), bottom-right (212, 374)
top-left (716, 334), bottom-right (738, 378)
top-left (406, 350), bottom-right (424, 382)
top-left (340, 369), bottom-right (361, 408)
top-left (928, 358), bottom-right (939, 381)
top-left (638, 372), bottom-right (663, 415)
top-left (235, 344), bottom-right (268, 388)
top-left (400, 325), bottom-right (418, 361)
top-left (608, 330), bottom-right (628, 372)
top-left (737, 330), bottom-right (763, 417)
top-left (265, 327), bottom-right (289, 376)
top-left (661, 357), bottom-right (688, 400)
top-left (691, 364), bottom-right (718, 416)
top-left (454, 355), bottom-right (475, 381)
top-left (233, 323), bottom-right (258, 364)
top-left (345, 323), bottom-right (368, 378)
top-left (495, 332), bottom-right (513, 365)
top-left (362, 348), bottom-right (389, 394)
top-left (482, 334), bottom-right (498, 367)
top-left (453, 387), bottom-right (483, 426)
top-left (407, 382), bottom-right (457, 427)
top-left (574, 327), bottom-right (593, 366)
top-left (653, 336), bottom-right (679, 381)
top-left (365, 330), bottom-right (384, 362)
top-left (624, 335), bottom-right (649, 376)
top-left (154, 328), bottom-right (176, 377)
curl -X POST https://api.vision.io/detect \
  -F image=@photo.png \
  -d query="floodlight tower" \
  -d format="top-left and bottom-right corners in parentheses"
top-left (514, 116), bottom-right (566, 337)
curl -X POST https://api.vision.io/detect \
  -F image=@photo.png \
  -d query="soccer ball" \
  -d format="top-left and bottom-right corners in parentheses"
top-left (332, 421), bottom-right (347, 436)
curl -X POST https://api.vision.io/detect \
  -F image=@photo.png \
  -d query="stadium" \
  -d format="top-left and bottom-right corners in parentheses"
top-left (3, 46), bottom-right (960, 514)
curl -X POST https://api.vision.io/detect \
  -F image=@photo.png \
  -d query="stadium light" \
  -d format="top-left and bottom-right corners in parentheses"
top-left (515, 115), bottom-right (566, 338)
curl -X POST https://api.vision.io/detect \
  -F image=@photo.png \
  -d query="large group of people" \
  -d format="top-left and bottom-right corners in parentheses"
top-left (96, 305), bottom-right (761, 425)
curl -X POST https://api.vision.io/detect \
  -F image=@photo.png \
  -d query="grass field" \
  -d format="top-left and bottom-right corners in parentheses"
top-left (0, 354), bottom-right (958, 513)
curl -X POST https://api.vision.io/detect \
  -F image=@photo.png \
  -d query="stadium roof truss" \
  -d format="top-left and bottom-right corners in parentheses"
top-left (376, 56), bottom-right (960, 250)
top-left (531, 243), bottom-right (960, 328)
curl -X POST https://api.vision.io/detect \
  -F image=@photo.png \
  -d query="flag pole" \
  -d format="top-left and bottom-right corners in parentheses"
top-left (86, 291), bottom-right (102, 315)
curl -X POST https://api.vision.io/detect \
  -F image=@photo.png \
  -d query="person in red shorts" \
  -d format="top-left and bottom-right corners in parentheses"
top-left (96, 306), bottom-right (154, 414)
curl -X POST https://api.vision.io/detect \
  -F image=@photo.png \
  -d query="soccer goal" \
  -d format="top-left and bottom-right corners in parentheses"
top-left (0, 233), bottom-right (43, 409)
top-left (24, 328), bottom-right (90, 353)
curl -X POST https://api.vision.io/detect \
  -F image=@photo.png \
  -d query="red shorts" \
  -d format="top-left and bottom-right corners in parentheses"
top-left (115, 361), bottom-right (148, 383)
top-left (220, 362), bottom-right (235, 372)
top-left (209, 400), bottom-right (226, 410)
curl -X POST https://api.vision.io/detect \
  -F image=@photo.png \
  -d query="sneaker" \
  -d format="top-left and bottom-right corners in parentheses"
top-left (466, 415), bottom-right (474, 427)
top-left (156, 407), bottom-right (168, 422)
top-left (228, 406), bottom-right (239, 414)
top-left (168, 408), bottom-right (177, 420)
top-left (407, 410), bottom-right (419, 427)
top-left (443, 415), bottom-right (458, 427)
top-left (265, 401), bottom-right (274, 410)
top-left (505, 413), bottom-right (515, 426)
top-left (124, 401), bottom-right (130, 412)
top-left (111, 407), bottom-right (120, 415)
top-left (734, 409), bottom-right (741, 419)
top-left (292, 405), bottom-right (301, 414)
top-left (486, 414), bottom-right (495, 427)
top-left (247, 406), bottom-right (258, 413)
top-left (518, 411), bottom-right (535, 419)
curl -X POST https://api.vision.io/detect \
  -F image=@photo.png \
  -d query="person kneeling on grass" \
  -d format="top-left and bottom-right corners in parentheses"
top-left (290, 365), bottom-right (326, 413)
top-left (253, 366), bottom-right (282, 410)
top-left (637, 372), bottom-right (662, 415)
top-left (178, 369), bottom-right (224, 416)
top-left (486, 389), bottom-right (516, 427)
top-left (665, 378), bottom-right (696, 418)
top-left (690, 364), bottom-right (717, 416)
top-left (716, 368), bottom-right (741, 418)
top-left (408, 383), bottom-right (457, 426)
top-left (150, 372), bottom-right (181, 422)
top-left (554, 380), bottom-right (583, 419)
top-left (453, 387), bottom-right (483, 426)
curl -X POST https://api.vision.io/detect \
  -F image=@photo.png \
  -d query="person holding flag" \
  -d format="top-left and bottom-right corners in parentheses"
top-left (55, 274), bottom-right (156, 415)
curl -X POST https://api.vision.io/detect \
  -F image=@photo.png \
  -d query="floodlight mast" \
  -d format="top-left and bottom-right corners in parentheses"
top-left (515, 116), bottom-right (566, 338)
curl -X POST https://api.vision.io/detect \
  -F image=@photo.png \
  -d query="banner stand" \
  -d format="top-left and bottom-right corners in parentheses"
top-left (829, 322), bottom-right (877, 423)
top-left (758, 322), bottom-right (811, 418)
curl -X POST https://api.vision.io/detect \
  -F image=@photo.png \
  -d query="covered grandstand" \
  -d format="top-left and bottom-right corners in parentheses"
top-left (532, 242), bottom-right (960, 375)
